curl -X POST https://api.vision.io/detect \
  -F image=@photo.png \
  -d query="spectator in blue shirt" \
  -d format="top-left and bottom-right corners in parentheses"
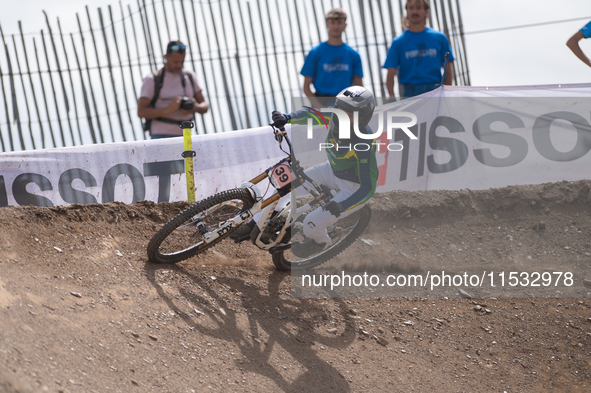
top-left (383, 0), bottom-right (454, 99)
top-left (567, 20), bottom-right (591, 69)
top-left (301, 8), bottom-right (363, 107)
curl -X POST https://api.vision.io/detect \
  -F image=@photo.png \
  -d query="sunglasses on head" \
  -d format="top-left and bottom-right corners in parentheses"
top-left (169, 44), bottom-right (186, 53)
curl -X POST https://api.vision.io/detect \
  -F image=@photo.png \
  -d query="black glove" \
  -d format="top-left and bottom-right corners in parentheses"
top-left (324, 200), bottom-right (343, 217)
top-left (272, 111), bottom-right (288, 128)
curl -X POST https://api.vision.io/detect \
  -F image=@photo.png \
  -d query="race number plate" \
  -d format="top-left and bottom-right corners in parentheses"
top-left (270, 162), bottom-right (293, 189)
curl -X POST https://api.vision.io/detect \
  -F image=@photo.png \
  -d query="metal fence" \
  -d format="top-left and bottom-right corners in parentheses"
top-left (0, 0), bottom-right (470, 152)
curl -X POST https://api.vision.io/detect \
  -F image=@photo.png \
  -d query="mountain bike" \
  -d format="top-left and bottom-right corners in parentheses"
top-left (146, 118), bottom-right (372, 271)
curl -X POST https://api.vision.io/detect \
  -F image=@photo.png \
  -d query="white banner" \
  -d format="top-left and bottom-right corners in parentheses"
top-left (0, 126), bottom-right (286, 207)
top-left (1, 83), bottom-right (591, 207)
top-left (373, 84), bottom-right (591, 192)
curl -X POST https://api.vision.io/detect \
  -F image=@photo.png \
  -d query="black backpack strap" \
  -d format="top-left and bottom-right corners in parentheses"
top-left (179, 69), bottom-right (186, 89)
top-left (150, 67), bottom-right (165, 108)
top-left (185, 71), bottom-right (195, 96)
top-left (143, 68), bottom-right (165, 134)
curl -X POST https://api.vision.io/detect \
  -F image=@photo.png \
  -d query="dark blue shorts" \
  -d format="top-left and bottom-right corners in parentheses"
top-left (402, 83), bottom-right (439, 98)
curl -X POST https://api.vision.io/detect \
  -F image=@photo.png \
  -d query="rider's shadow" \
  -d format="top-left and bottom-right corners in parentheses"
top-left (144, 263), bottom-right (356, 392)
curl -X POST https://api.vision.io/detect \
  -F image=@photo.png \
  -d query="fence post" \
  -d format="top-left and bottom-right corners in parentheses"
top-left (0, 0), bottom-right (470, 151)
top-left (43, 11), bottom-right (75, 146)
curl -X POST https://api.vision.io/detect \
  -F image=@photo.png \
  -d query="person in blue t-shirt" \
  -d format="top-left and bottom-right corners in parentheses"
top-left (301, 8), bottom-right (363, 107)
top-left (567, 20), bottom-right (591, 69)
top-left (383, 0), bottom-right (454, 99)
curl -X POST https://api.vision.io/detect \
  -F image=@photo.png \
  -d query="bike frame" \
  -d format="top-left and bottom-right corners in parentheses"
top-left (199, 125), bottom-right (333, 252)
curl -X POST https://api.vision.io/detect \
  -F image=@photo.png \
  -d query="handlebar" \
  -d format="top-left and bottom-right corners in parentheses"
top-left (270, 121), bottom-right (291, 154)
top-left (269, 116), bottom-right (331, 203)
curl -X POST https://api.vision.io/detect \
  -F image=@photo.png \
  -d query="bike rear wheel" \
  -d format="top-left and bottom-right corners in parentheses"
top-left (147, 189), bottom-right (254, 264)
top-left (271, 204), bottom-right (372, 271)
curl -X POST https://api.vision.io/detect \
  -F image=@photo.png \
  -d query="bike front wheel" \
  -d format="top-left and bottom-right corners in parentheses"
top-left (272, 204), bottom-right (372, 271)
top-left (147, 188), bottom-right (254, 264)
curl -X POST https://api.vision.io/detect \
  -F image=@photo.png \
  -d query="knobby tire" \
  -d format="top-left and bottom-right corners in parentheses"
top-left (271, 205), bottom-right (372, 271)
top-left (147, 189), bottom-right (254, 264)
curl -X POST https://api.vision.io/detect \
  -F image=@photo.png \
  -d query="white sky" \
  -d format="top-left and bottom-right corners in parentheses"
top-left (459, 0), bottom-right (591, 86)
top-left (1, 0), bottom-right (590, 88)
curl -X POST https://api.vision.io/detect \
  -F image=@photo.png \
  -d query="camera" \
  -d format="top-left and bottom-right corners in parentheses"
top-left (179, 96), bottom-right (194, 111)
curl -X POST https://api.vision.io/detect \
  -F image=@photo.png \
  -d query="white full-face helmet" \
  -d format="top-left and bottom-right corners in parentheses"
top-left (333, 86), bottom-right (376, 130)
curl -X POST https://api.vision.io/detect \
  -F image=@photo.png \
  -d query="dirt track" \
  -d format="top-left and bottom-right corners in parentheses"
top-left (1, 180), bottom-right (591, 392)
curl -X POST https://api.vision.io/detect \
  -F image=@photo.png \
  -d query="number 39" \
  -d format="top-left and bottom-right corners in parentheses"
top-left (275, 166), bottom-right (289, 183)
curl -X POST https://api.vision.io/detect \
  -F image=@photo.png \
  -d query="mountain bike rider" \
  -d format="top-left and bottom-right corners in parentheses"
top-left (233, 86), bottom-right (379, 258)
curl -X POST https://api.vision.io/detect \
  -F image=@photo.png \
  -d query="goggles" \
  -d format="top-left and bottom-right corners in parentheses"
top-left (168, 44), bottom-right (186, 54)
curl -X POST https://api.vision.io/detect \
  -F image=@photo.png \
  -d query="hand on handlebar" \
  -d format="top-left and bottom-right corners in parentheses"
top-left (271, 111), bottom-right (288, 128)
top-left (324, 200), bottom-right (344, 217)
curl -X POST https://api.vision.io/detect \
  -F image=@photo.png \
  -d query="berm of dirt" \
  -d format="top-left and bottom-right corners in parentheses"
top-left (1, 180), bottom-right (591, 392)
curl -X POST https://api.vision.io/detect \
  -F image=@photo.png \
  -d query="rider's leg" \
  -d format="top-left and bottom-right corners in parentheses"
top-left (300, 163), bottom-right (365, 244)
top-left (301, 194), bottom-right (365, 244)
top-left (292, 189), bottom-right (364, 257)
